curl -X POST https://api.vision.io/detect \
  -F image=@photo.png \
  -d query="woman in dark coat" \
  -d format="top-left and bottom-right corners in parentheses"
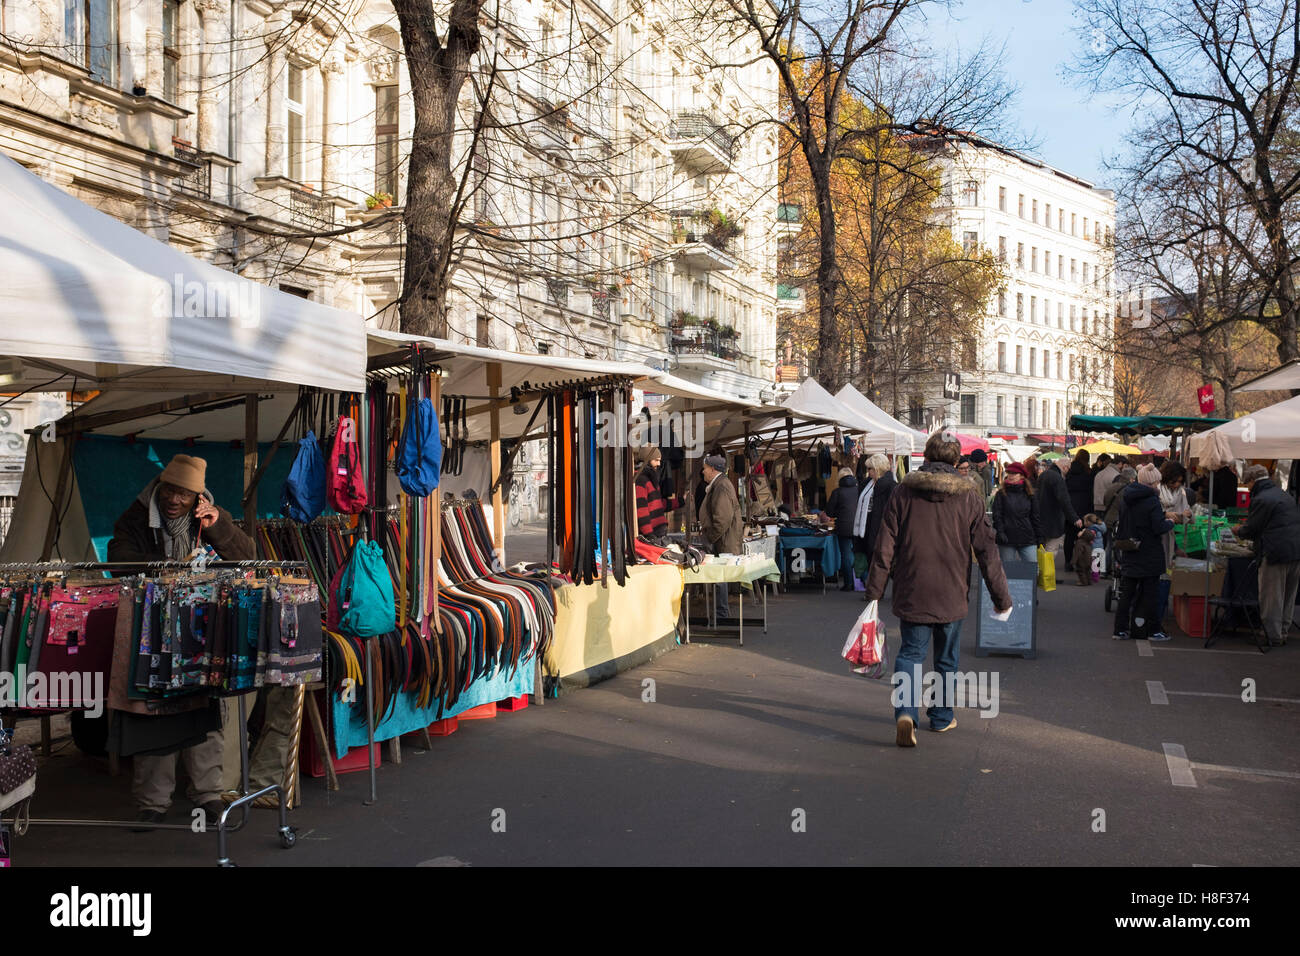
top-left (990, 462), bottom-right (1042, 564)
top-left (1113, 464), bottom-right (1176, 640)
top-left (853, 454), bottom-right (896, 589)
top-left (1064, 449), bottom-right (1093, 570)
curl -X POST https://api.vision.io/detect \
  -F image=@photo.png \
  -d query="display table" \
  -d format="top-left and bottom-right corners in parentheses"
top-left (775, 529), bottom-right (838, 590)
top-left (743, 535), bottom-right (777, 561)
top-left (543, 564), bottom-right (683, 696)
top-left (681, 558), bottom-right (781, 646)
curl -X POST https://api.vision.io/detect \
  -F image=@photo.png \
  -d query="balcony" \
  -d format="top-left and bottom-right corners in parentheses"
top-left (172, 144), bottom-right (211, 199)
top-left (669, 317), bottom-right (739, 369)
top-left (290, 188), bottom-right (335, 230)
top-left (667, 111), bottom-right (735, 174)
top-left (670, 210), bottom-right (740, 273)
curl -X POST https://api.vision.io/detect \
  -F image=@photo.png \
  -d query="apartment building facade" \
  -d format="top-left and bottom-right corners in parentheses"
top-left (0, 0), bottom-right (780, 399)
top-left (920, 137), bottom-right (1117, 440)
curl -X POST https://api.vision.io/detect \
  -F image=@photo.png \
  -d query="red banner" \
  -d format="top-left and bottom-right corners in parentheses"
top-left (1197, 384), bottom-right (1216, 414)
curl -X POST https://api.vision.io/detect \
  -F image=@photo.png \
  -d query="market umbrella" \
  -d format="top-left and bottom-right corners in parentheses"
top-left (1039, 451), bottom-right (1065, 461)
top-left (1076, 439), bottom-right (1141, 456)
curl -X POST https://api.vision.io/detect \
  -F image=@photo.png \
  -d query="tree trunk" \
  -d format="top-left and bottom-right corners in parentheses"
top-left (392, 0), bottom-right (486, 338)
top-left (810, 156), bottom-right (842, 390)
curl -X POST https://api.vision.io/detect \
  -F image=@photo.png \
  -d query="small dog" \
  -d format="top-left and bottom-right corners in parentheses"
top-left (1073, 529), bottom-right (1097, 586)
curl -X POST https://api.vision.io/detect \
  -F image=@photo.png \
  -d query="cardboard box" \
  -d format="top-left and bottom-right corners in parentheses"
top-left (1169, 567), bottom-right (1226, 597)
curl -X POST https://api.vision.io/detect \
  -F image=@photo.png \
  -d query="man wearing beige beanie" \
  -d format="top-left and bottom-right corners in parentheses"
top-left (107, 454), bottom-right (254, 828)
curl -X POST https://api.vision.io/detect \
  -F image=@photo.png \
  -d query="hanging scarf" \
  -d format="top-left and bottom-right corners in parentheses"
top-left (853, 479), bottom-right (875, 538)
top-left (139, 478), bottom-right (205, 559)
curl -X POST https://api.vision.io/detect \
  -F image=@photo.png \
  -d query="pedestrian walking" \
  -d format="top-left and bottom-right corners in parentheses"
top-left (1234, 464), bottom-right (1300, 646)
top-left (822, 467), bottom-right (860, 591)
top-left (990, 462), bottom-right (1041, 565)
top-left (699, 454), bottom-right (742, 622)
top-left (863, 430), bottom-right (1011, 747)
top-left (1036, 455), bottom-right (1082, 570)
top-left (852, 453), bottom-right (895, 590)
top-left (1064, 450), bottom-right (1093, 570)
top-left (1112, 464), bottom-right (1175, 641)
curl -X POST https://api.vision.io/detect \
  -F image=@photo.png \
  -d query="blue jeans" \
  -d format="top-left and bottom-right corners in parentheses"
top-left (999, 545), bottom-right (1037, 565)
top-left (1155, 578), bottom-right (1171, 630)
top-left (893, 620), bottom-right (963, 730)
top-left (838, 537), bottom-right (855, 588)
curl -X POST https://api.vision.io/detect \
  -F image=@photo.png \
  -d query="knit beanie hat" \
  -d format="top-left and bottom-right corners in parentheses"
top-left (704, 454), bottom-right (727, 472)
top-left (1137, 463), bottom-right (1162, 487)
top-left (969, 448), bottom-right (988, 464)
top-left (158, 454), bottom-right (207, 495)
top-left (638, 445), bottom-right (662, 466)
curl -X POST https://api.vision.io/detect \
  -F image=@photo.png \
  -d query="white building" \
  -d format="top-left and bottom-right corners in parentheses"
top-left (921, 136), bottom-right (1117, 441)
top-left (0, 0), bottom-right (780, 399)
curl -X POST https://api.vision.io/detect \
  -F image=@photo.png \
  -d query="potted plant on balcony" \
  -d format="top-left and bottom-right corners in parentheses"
top-left (704, 209), bottom-right (741, 251)
top-left (671, 221), bottom-right (686, 244)
top-left (672, 310), bottom-right (700, 332)
top-left (720, 325), bottom-right (741, 340)
top-left (365, 191), bottom-right (395, 209)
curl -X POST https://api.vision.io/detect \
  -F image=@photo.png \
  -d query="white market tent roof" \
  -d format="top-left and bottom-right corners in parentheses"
top-left (1187, 395), bottom-right (1300, 461)
top-left (1233, 360), bottom-right (1300, 393)
top-left (780, 378), bottom-right (875, 434)
top-left (0, 151), bottom-right (365, 394)
top-left (834, 384), bottom-right (924, 453)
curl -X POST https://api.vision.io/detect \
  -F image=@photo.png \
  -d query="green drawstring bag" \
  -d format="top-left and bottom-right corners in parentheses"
top-left (337, 541), bottom-right (396, 638)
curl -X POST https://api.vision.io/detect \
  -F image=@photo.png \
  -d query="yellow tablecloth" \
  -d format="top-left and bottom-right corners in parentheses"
top-left (682, 558), bottom-right (782, 587)
top-left (544, 564), bottom-right (683, 689)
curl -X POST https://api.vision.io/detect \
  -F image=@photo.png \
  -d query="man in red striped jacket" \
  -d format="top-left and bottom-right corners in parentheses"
top-left (635, 446), bottom-right (670, 543)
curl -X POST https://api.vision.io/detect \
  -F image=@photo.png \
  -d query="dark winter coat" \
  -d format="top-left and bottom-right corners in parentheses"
top-left (854, 470), bottom-right (896, 558)
top-left (1116, 483), bottom-right (1174, 578)
top-left (635, 464), bottom-right (669, 539)
top-left (1065, 464), bottom-right (1093, 520)
top-left (107, 498), bottom-right (255, 563)
top-left (824, 474), bottom-right (860, 538)
top-left (1035, 464), bottom-right (1078, 539)
top-left (1238, 478), bottom-right (1300, 564)
top-left (991, 485), bottom-right (1042, 549)
top-left (699, 473), bottom-right (743, 555)
top-left (864, 462), bottom-right (1011, 624)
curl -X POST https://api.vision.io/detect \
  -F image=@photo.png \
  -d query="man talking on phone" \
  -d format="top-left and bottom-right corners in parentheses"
top-left (107, 454), bottom-right (254, 829)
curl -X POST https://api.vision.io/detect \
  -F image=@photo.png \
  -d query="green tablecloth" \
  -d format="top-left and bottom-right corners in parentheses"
top-left (682, 558), bottom-right (781, 587)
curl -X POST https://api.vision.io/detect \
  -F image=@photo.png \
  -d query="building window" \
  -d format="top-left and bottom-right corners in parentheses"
top-left (1057, 303), bottom-right (1064, 327)
top-left (162, 0), bottom-right (180, 102)
top-left (287, 63), bottom-right (306, 183)
top-left (1030, 296), bottom-right (1037, 323)
top-left (908, 398), bottom-right (925, 429)
top-left (963, 230), bottom-right (979, 255)
top-left (960, 394), bottom-right (976, 424)
top-left (999, 186), bottom-right (1007, 212)
top-left (1028, 396), bottom-right (1035, 426)
top-left (1071, 259), bottom-right (1078, 283)
top-left (475, 313), bottom-right (490, 347)
top-left (1083, 216), bottom-right (1090, 239)
top-left (1032, 198), bottom-right (1038, 223)
top-left (1014, 395), bottom-right (1022, 428)
top-left (1016, 293), bottom-right (1024, 321)
top-left (66, 0), bottom-right (118, 86)
top-left (1018, 193), bottom-right (1025, 218)
top-left (1043, 250), bottom-right (1050, 275)
top-left (1029, 347), bottom-right (1037, 377)
top-left (1082, 262), bottom-right (1090, 285)
top-left (998, 236), bottom-right (1007, 262)
top-left (997, 342), bottom-right (1007, 372)
top-left (1058, 208), bottom-right (1065, 231)
top-left (1043, 348), bottom-right (1050, 377)
top-left (1015, 344), bottom-right (1023, 375)
top-left (375, 83), bottom-right (400, 201)
top-left (1069, 354), bottom-right (1076, 380)
top-left (1045, 203), bottom-right (1051, 228)
top-left (1016, 243), bottom-right (1025, 268)
top-left (1056, 352), bottom-right (1062, 378)
top-left (1031, 247), bottom-right (1038, 272)
top-left (996, 395), bottom-right (1005, 426)
top-left (1071, 212), bottom-right (1077, 235)
top-left (1056, 400), bottom-right (1063, 429)
top-left (998, 291), bottom-right (1007, 317)
top-left (963, 180), bottom-right (979, 206)
top-left (1058, 257), bottom-right (1065, 280)
top-left (1070, 304), bottom-right (1077, 331)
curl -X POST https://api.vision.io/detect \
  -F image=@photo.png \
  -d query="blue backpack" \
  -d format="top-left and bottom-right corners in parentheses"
top-left (396, 397), bottom-right (442, 497)
top-left (281, 431), bottom-right (326, 523)
top-left (337, 540), bottom-right (396, 638)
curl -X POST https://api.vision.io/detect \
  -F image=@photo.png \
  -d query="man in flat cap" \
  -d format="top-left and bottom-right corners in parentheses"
top-left (699, 454), bottom-right (742, 622)
top-left (107, 454), bottom-right (254, 829)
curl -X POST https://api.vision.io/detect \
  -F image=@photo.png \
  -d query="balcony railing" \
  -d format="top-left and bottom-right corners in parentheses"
top-left (670, 210), bottom-right (741, 256)
top-left (669, 324), bottom-right (739, 362)
top-left (546, 279), bottom-right (569, 309)
top-left (173, 144), bottom-right (211, 199)
top-left (668, 111), bottom-right (735, 157)
top-left (290, 188), bottom-right (334, 230)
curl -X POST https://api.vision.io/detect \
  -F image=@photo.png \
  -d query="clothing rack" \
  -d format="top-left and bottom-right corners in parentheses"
top-left (0, 560), bottom-right (304, 865)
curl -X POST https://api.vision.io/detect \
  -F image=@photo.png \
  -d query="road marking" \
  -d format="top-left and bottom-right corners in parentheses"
top-left (1151, 646), bottom-right (1261, 655)
top-left (1163, 743), bottom-right (1197, 787)
top-left (1147, 680), bottom-right (1169, 704)
top-left (1136, 639), bottom-right (1153, 657)
top-left (1190, 761), bottom-right (1300, 781)
top-left (1169, 690), bottom-right (1300, 705)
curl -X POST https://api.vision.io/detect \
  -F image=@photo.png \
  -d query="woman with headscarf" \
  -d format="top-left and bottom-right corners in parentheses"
top-left (990, 462), bottom-right (1042, 565)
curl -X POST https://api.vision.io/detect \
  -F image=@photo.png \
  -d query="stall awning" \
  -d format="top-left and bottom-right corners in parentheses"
top-left (1188, 395), bottom-right (1300, 460)
top-left (780, 379), bottom-right (876, 434)
top-left (833, 384), bottom-right (923, 453)
top-left (1233, 360), bottom-right (1300, 393)
top-left (1068, 413), bottom-right (1227, 435)
top-left (0, 152), bottom-right (366, 393)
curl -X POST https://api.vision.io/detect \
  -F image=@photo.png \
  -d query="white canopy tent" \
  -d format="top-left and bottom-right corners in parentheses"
top-left (780, 378), bottom-right (876, 435)
top-left (1188, 395), bottom-right (1300, 461)
top-left (1233, 360), bottom-right (1300, 394)
top-left (0, 151), bottom-right (365, 395)
top-left (834, 384), bottom-right (923, 454)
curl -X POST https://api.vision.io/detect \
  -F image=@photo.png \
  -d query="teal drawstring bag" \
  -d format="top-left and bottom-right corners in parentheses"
top-left (337, 540), bottom-right (396, 638)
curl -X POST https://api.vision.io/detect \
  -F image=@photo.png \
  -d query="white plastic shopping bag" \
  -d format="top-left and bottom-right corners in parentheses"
top-left (841, 600), bottom-right (888, 678)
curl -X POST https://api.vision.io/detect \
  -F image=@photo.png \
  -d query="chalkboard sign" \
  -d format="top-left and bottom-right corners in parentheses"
top-left (976, 560), bottom-right (1037, 659)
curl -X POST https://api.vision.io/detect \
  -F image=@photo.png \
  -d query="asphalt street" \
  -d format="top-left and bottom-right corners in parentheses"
top-left (11, 524), bottom-right (1299, 866)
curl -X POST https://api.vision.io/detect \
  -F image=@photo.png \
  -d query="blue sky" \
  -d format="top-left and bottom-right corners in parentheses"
top-left (925, 0), bottom-right (1135, 190)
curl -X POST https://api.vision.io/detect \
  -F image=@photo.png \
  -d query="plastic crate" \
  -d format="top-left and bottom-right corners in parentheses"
top-left (1173, 594), bottom-right (1211, 638)
top-left (304, 731), bottom-right (380, 778)
top-left (427, 717), bottom-right (459, 736)
top-left (458, 702), bottom-right (497, 720)
top-left (498, 694), bottom-right (530, 712)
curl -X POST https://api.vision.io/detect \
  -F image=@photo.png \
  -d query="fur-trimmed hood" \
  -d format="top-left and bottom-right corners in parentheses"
top-left (901, 463), bottom-right (978, 501)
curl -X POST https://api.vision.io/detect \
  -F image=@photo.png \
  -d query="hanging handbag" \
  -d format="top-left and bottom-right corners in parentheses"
top-left (282, 431), bottom-right (327, 523)
top-left (397, 397), bottom-right (443, 497)
top-left (326, 414), bottom-right (368, 514)
top-left (337, 540), bottom-right (397, 638)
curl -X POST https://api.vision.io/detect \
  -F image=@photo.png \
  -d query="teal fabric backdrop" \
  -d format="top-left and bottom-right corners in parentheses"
top-left (73, 433), bottom-right (297, 559)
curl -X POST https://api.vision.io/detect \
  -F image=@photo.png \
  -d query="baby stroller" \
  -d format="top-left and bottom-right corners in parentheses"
top-left (1102, 521), bottom-right (1124, 613)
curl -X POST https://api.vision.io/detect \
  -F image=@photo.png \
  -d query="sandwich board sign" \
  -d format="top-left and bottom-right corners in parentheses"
top-left (976, 560), bottom-right (1037, 659)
